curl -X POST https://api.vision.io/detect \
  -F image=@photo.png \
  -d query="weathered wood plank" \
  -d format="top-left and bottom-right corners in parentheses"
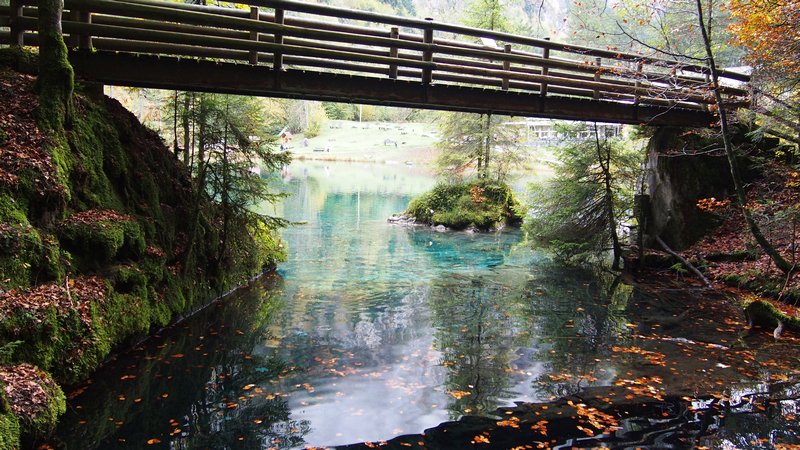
top-left (68, 51), bottom-right (717, 126)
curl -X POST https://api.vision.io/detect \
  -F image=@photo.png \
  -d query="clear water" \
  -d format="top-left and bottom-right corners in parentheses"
top-left (52, 161), bottom-right (800, 449)
top-left (53, 161), bottom-right (617, 448)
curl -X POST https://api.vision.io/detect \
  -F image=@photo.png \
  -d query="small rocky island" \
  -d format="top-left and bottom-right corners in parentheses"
top-left (390, 181), bottom-right (522, 232)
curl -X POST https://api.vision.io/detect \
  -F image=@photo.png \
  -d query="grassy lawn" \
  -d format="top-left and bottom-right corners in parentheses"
top-left (289, 120), bottom-right (440, 164)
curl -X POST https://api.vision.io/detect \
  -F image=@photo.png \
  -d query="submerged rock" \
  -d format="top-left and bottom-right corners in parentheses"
top-left (387, 214), bottom-right (418, 226)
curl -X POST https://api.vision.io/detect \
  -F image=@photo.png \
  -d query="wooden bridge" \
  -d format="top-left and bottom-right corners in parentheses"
top-left (0, 0), bottom-right (750, 126)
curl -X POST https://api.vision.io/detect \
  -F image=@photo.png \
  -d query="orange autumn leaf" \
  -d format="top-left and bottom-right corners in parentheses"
top-left (471, 434), bottom-right (491, 444)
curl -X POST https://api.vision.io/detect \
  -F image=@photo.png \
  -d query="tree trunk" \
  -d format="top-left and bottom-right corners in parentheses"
top-left (484, 113), bottom-right (491, 178)
top-left (182, 92), bottom-right (191, 166)
top-left (595, 125), bottom-right (622, 270)
top-left (36, 0), bottom-right (74, 132)
top-left (172, 90), bottom-right (179, 158)
top-left (218, 100), bottom-right (231, 270)
top-left (694, 0), bottom-right (792, 274)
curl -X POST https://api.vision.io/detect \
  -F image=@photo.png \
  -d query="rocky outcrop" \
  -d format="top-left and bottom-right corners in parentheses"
top-left (644, 127), bottom-right (776, 250)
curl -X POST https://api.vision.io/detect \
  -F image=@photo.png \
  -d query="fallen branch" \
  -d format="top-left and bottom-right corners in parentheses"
top-left (655, 236), bottom-right (711, 287)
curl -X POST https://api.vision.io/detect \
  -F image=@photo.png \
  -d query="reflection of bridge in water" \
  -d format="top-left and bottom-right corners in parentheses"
top-left (2, 0), bottom-right (749, 126)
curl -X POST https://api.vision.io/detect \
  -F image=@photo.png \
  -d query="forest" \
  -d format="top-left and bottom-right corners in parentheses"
top-left (0, 0), bottom-right (799, 448)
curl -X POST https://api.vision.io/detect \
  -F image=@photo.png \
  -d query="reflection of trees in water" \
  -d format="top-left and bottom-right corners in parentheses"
top-left (269, 286), bottom-right (433, 377)
top-left (430, 273), bottom-right (532, 418)
top-left (55, 274), bottom-right (313, 449)
top-left (524, 266), bottom-right (631, 399)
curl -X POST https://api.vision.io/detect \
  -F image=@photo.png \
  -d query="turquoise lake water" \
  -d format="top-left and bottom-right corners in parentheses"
top-left (54, 161), bottom-right (800, 449)
top-left (55, 161), bottom-right (634, 448)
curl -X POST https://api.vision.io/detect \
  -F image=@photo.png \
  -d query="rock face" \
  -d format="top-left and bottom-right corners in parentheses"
top-left (644, 127), bottom-right (774, 251)
top-left (645, 128), bottom-right (734, 250)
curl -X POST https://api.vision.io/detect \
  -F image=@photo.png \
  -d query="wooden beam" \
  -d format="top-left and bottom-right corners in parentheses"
top-left (68, 51), bottom-right (716, 126)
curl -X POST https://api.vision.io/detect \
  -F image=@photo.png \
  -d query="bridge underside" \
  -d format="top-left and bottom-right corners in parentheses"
top-left (72, 51), bottom-right (715, 126)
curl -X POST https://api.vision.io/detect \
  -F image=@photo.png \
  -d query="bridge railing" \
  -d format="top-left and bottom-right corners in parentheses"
top-left (0, 0), bottom-right (749, 111)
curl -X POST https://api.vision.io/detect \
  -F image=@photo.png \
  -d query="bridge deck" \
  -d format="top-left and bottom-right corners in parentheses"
top-left (0, 0), bottom-right (749, 126)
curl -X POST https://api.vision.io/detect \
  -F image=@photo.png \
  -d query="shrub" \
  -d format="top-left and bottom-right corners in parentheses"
top-left (404, 181), bottom-right (520, 231)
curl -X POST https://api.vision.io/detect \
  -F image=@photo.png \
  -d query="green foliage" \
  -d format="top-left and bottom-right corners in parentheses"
top-left (565, 0), bottom-right (743, 66)
top-left (435, 112), bottom-right (525, 184)
top-left (525, 124), bottom-right (644, 267)
top-left (64, 100), bottom-right (127, 210)
top-left (185, 94), bottom-right (290, 282)
top-left (463, 0), bottom-right (514, 32)
top-left (405, 181), bottom-right (522, 230)
top-left (0, 342), bottom-right (21, 366)
top-left (323, 102), bottom-right (359, 121)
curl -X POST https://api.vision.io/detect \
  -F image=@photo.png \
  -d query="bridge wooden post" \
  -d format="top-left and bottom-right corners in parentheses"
top-left (502, 44), bottom-right (511, 91)
top-left (540, 37), bottom-right (550, 97)
top-left (9, 0), bottom-right (24, 47)
top-left (78, 10), bottom-right (92, 51)
top-left (249, 7), bottom-right (259, 65)
top-left (273, 8), bottom-right (285, 71)
top-left (422, 18), bottom-right (434, 85)
top-left (68, 10), bottom-right (80, 48)
top-left (593, 57), bottom-right (601, 100)
top-left (389, 27), bottom-right (399, 79)
top-left (633, 61), bottom-right (643, 107)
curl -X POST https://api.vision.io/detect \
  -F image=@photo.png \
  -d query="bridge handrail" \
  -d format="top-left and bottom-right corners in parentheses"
top-left (253, 0), bottom-right (750, 83)
top-left (0, 0), bottom-right (750, 113)
top-left (76, 0), bottom-right (750, 87)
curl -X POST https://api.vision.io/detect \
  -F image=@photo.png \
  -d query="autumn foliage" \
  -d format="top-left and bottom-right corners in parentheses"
top-left (728, 0), bottom-right (800, 87)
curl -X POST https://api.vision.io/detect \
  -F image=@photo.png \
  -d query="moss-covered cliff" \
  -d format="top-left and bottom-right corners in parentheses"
top-left (0, 50), bottom-right (284, 447)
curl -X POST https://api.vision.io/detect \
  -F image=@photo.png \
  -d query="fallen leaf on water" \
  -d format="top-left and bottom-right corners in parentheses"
top-left (471, 434), bottom-right (491, 444)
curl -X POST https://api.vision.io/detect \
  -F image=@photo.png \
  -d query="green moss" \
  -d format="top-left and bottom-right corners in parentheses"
top-left (35, 0), bottom-right (74, 134)
top-left (0, 195), bottom-right (65, 290)
top-left (0, 63), bottom-right (284, 440)
top-left (0, 47), bottom-right (38, 74)
top-left (58, 218), bottom-right (144, 271)
top-left (0, 410), bottom-right (20, 450)
top-left (405, 181), bottom-right (522, 231)
top-left (745, 300), bottom-right (800, 333)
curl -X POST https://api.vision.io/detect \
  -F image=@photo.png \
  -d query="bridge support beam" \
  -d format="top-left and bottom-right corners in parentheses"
top-left (68, 51), bottom-right (717, 127)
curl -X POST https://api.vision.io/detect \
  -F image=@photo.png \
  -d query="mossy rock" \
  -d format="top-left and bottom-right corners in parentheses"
top-left (0, 365), bottom-right (65, 443)
top-left (0, 195), bottom-right (65, 291)
top-left (405, 181), bottom-right (522, 231)
top-left (0, 47), bottom-right (38, 74)
top-left (26, 373), bottom-right (65, 440)
top-left (745, 300), bottom-right (800, 335)
top-left (58, 217), bottom-right (145, 271)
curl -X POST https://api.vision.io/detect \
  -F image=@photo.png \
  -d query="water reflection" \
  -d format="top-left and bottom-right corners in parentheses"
top-left (52, 161), bottom-right (799, 449)
top-left (55, 274), bottom-right (311, 449)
